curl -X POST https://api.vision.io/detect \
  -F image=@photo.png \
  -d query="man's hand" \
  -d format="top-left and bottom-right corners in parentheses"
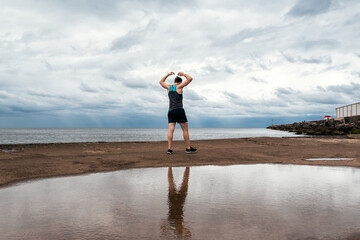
top-left (177, 72), bottom-right (193, 89)
top-left (160, 72), bottom-right (175, 89)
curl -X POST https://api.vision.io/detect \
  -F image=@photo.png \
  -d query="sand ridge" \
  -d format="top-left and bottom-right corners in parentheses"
top-left (1, 137), bottom-right (360, 187)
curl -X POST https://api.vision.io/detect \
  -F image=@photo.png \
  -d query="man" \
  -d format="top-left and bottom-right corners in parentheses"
top-left (159, 72), bottom-right (197, 154)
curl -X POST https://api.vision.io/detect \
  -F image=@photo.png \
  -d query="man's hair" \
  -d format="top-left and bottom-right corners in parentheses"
top-left (174, 76), bottom-right (182, 83)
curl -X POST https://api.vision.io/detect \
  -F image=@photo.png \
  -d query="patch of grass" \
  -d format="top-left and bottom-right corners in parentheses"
top-left (351, 129), bottom-right (360, 134)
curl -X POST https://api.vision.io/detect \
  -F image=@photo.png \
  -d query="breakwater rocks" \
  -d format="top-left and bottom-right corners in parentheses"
top-left (267, 116), bottom-right (360, 135)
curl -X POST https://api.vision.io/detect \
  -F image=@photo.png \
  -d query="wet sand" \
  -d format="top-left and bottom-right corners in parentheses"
top-left (1, 136), bottom-right (360, 187)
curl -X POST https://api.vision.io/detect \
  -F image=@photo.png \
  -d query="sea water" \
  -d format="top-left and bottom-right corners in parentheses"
top-left (0, 128), bottom-right (300, 144)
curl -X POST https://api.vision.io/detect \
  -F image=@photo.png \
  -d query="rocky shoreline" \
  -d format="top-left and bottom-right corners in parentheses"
top-left (267, 116), bottom-right (360, 135)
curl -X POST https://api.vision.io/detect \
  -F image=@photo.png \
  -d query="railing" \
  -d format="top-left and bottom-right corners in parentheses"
top-left (336, 102), bottom-right (360, 118)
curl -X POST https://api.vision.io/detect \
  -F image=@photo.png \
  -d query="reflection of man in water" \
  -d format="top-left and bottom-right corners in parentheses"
top-left (160, 167), bottom-right (191, 239)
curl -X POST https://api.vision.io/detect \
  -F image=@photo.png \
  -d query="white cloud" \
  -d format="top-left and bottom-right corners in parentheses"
top-left (0, 0), bottom-right (360, 127)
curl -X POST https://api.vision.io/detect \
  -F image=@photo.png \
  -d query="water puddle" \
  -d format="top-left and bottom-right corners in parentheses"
top-left (306, 158), bottom-right (355, 161)
top-left (1, 148), bottom-right (16, 153)
top-left (1, 164), bottom-right (360, 239)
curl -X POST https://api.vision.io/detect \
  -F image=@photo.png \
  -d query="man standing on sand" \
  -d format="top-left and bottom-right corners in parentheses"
top-left (159, 72), bottom-right (197, 154)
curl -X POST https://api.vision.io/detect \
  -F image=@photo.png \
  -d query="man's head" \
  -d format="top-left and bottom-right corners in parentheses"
top-left (174, 76), bottom-right (182, 83)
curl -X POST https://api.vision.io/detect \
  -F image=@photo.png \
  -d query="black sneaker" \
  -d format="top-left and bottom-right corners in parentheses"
top-left (167, 149), bottom-right (173, 154)
top-left (185, 147), bottom-right (197, 154)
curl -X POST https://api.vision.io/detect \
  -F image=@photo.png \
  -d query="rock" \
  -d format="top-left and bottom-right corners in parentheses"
top-left (267, 116), bottom-right (360, 136)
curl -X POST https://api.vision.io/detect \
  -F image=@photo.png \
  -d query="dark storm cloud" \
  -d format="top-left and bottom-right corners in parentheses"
top-left (275, 84), bottom-right (358, 106)
top-left (223, 91), bottom-right (288, 108)
top-left (5, 100), bottom-right (72, 114)
top-left (275, 88), bottom-right (298, 95)
top-left (351, 72), bottom-right (360, 78)
top-left (250, 77), bottom-right (267, 83)
top-left (213, 26), bottom-right (278, 47)
top-left (200, 64), bottom-right (235, 75)
top-left (204, 65), bottom-right (218, 73)
top-left (111, 30), bottom-right (144, 51)
top-left (79, 83), bottom-right (99, 93)
top-left (122, 80), bottom-right (148, 89)
top-left (325, 82), bottom-right (360, 95)
top-left (3, 0), bottom-right (123, 21)
top-left (223, 91), bottom-right (241, 100)
top-left (42, 61), bottom-right (53, 71)
top-left (344, 13), bottom-right (360, 26)
top-left (105, 74), bottom-right (119, 81)
top-left (184, 89), bottom-right (204, 101)
top-left (9, 105), bottom-right (49, 114)
top-left (251, 55), bottom-right (271, 71)
top-left (1, 87), bottom-right (120, 117)
top-left (286, 0), bottom-right (333, 17)
top-left (297, 39), bottom-right (339, 50)
top-left (0, 91), bottom-right (11, 99)
top-left (27, 89), bottom-right (69, 100)
top-left (323, 63), bottom-right (350, 72)
top-left (301, 57), bottom-right (332, 64)
top-left (228, 27), bottom-right (274, 43)
top-left (51, 0), bottom-right (121, 17)
top-left (224, 66), bottom-right (235, 74)
top-left (299, 94), bottom-right (345, 104)
top-left (282, 53), bottom-right (332, 64)
top-left (115, 76), bottom-right (158, 89)
top-left (110, 19), bottom-right (157, 51)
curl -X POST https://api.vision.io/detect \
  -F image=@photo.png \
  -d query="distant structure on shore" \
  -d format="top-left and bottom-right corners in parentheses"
top-left (268, 102), bottom-right (360, 135)
top-left (336, 102), bottom-right (360, 119)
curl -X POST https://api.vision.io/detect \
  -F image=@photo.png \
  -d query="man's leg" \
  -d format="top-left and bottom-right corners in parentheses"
top-left (168, 123), bottom-right (176, 150)
top-left (179, 122), bottom-right (190, 149)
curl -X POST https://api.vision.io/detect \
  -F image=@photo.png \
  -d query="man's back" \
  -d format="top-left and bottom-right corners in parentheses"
top-left (168, 84), bottom-right (183, 110)
top-left (159, 72), bottom-right (197, 154)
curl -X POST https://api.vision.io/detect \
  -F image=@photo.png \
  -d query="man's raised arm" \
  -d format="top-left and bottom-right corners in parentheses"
top-left (159, 72), bottom-right (174, 89)
top-left (177, 72), bottom-right (193, 88)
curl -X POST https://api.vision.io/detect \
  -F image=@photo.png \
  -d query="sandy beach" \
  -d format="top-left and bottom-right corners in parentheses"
top-left (1, 136), bottom-right (360, 187)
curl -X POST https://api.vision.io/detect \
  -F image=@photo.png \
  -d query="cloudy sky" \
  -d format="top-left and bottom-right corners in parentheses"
top-left (1, 0), bottom-right (359, 128)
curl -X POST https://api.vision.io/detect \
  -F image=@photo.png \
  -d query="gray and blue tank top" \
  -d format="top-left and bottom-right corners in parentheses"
top-left (168, 84), bottom-right (183, 110)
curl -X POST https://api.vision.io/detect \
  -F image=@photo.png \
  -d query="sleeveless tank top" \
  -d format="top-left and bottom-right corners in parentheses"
top-left (168, 84), bottom-right (183, 110)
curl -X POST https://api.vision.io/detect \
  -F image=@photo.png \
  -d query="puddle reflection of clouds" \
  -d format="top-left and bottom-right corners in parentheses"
top-left (2, 165), bottom-right (360, 239)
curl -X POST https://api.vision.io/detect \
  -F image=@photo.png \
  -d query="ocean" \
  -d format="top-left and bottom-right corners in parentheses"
top-left (0, 128), bottom-right (299, 144)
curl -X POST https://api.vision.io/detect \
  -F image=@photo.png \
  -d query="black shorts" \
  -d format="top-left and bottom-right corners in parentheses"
top-left (168, 108), bottom-right (188, 123)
